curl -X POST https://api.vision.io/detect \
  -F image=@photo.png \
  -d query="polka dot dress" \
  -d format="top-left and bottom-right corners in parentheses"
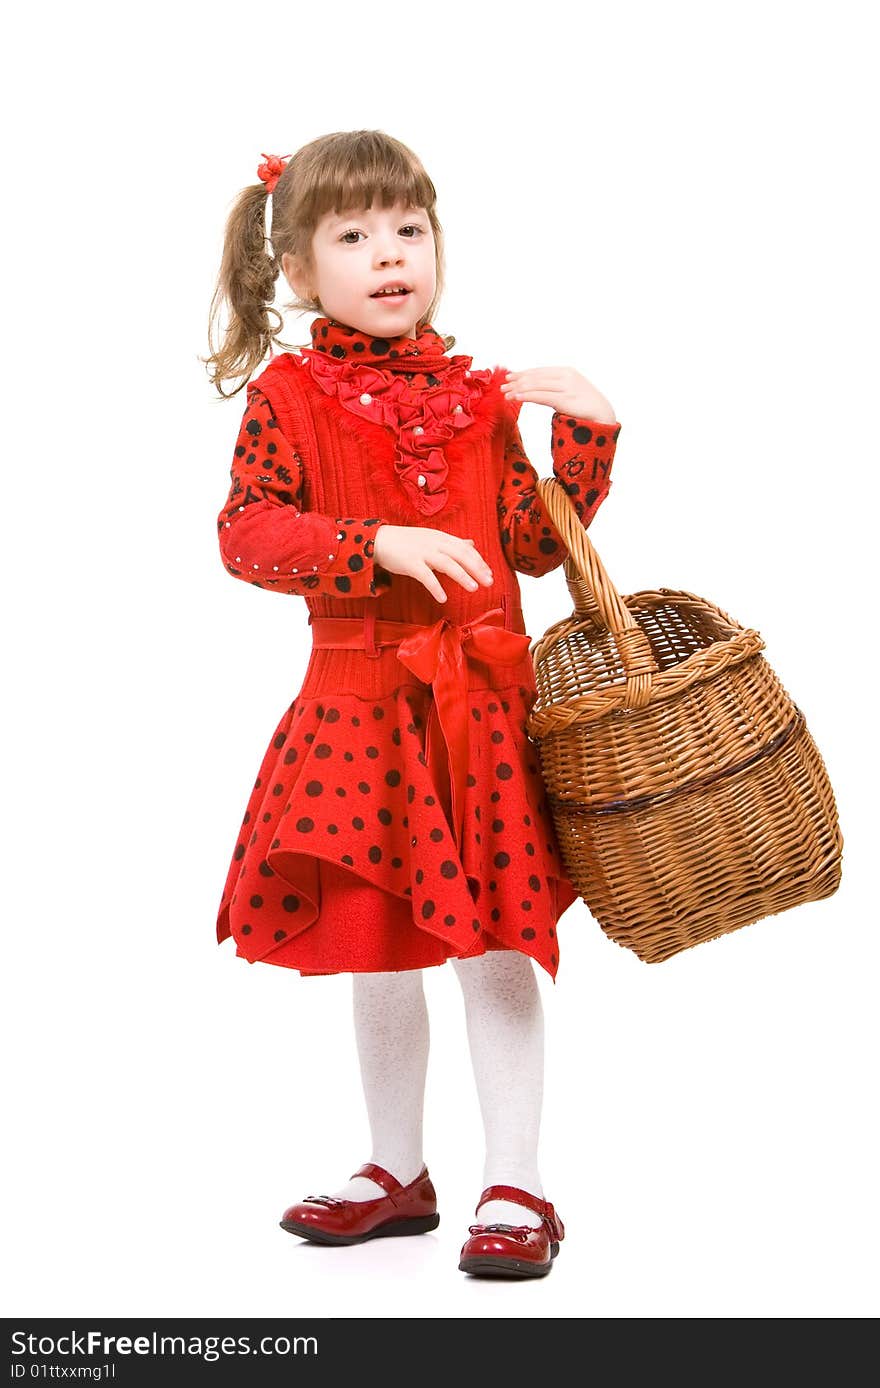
top-left (214, 317), bottom-right (621, 981)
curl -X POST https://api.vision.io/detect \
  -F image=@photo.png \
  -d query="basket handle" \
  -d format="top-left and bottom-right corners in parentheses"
top-left (535, 475), bottom-right (660, 701)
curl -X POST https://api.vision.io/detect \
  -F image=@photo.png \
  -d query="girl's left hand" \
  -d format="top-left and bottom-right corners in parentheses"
top-left (501, 367), bottom-right (617, 424)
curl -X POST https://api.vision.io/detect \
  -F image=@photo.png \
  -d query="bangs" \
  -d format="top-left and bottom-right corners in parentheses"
top-left (301, 135), bottom-right (436, 225)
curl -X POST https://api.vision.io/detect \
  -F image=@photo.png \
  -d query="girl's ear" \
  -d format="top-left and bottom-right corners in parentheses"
top-left (281, 251), bottom-right (310, 299)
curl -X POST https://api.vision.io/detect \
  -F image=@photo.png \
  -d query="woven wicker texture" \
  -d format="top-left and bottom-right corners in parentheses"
top-left (526, 477), bottom-right (843, 963)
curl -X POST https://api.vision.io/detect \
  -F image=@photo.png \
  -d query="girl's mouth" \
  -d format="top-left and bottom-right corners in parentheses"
top-left (370, 289), bottom-right (412, 301)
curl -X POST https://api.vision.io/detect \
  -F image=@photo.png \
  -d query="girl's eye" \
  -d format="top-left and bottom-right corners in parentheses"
top-left (339, 226), bottom-right (425, 244)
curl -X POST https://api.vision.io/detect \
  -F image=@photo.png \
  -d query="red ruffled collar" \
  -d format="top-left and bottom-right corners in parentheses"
top-left (294, 316), bottom-right (498, 516)
top-left (304, 317), bottom-right (455, 377)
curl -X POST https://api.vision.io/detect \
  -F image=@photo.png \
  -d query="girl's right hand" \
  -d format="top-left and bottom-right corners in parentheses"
top-left (373, 525), bottom-right (494, 604)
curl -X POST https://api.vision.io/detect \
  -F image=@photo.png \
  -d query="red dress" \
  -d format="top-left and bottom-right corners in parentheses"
top-left (214, 319), bottom-right (621, 980)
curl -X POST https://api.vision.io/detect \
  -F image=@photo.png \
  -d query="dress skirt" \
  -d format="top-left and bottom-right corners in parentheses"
top-left (215, 658), bottom-right (580, 981)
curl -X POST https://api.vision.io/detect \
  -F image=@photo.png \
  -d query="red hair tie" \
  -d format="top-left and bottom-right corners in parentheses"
top-left (256, 152), bottom-right (291, 194)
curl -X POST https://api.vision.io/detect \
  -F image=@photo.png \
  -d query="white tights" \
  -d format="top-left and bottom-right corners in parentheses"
top-left (325, 951), bottom-right (546, 1228)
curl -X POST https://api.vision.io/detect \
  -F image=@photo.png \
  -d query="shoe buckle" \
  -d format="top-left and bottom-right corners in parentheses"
top-left (469, 1221), bottom-right (530, 1243)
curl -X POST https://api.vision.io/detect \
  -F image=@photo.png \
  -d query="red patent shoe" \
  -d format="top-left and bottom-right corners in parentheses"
top-left (458, 1184), bottom-right (565, 1278)
top-left (279, 1162), bottom-right (439, 1245)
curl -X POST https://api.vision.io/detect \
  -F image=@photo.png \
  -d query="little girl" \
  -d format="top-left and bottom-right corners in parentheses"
top-left (205, 129), bottom-right (621, 1279)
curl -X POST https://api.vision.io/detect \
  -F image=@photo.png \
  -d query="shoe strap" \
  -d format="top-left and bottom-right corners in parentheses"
top-left (476, 1184), bottom-right (564, 1241)
top-left (350, 1162), bottom-right (405, 1196)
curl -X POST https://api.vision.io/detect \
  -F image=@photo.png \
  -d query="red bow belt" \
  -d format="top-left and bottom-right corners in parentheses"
top-left (308, 606), bottom-right (532, 850)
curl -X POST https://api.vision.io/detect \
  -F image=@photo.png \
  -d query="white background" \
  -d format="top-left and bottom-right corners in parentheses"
top-left (3, 0), bottom-right (877, 1320)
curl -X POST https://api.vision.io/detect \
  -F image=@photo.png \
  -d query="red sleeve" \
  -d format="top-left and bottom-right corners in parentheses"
top-left (497, 409), bottom-right (621, 576)
top-left (216, 388), bottom-right (394, 598)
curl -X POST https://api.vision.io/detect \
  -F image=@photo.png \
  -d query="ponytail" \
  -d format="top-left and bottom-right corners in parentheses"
top-left (203, 182), bottom-right (292, 399)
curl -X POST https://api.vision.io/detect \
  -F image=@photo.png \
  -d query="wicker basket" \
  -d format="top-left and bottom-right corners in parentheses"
top-left (526, 477), bottom-right (843, 963)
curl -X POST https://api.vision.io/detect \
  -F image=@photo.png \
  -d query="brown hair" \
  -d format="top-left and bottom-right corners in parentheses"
top-left (203, 129), bottom-right (455, 399)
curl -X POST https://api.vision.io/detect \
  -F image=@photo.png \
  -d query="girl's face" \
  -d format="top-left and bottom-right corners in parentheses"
top-left (283, 199), bottom-right (437, 338)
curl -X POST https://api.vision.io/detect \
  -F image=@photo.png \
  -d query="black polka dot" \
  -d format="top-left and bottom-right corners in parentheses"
top-left (314, 744), bottom-right (332, 759)
top-left (494, 852), bottom-right (510, 868)
top-left (440, 861), bottom-right (458, 878)
top-left (249, 895), bottom-right (263, 908)
top-left (296, 817), bottom-right (314, 832)
top-left (521, 927), bottom-right (536, 941)
top-left (529, 875), bottom-right (541, 891)
top-left (496, 762), bottom-right (513, 780)
top-left (421, 900), bottom-right (436, 919)
top-left (386, 770), bottom-right (401, 787)
top-left (305, 781), bottom-right (323, 797)
top-left (273, 929), bottom-right (287, 942)
top-left (282, 895), bottom-right (300, 912)
top-left (368, 846), bottom-right (382, 863)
